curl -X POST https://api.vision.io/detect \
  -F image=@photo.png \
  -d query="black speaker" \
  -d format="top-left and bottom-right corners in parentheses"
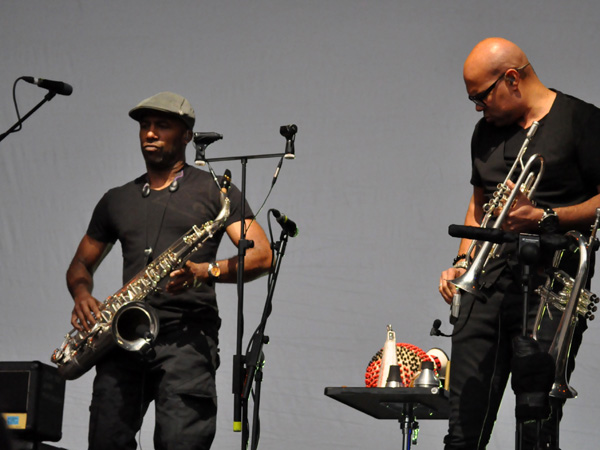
top-left (0, 361), bottom-right (65, 442)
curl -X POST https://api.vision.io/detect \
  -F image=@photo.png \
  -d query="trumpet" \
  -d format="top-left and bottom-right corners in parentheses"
top-left (452, 121), bottom-right (544, 298)
top-left (532, 209), bottom-right (600, 399)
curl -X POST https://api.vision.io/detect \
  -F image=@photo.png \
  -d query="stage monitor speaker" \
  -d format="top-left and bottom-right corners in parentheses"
top-left (0, 361), bottom-right (65, 442)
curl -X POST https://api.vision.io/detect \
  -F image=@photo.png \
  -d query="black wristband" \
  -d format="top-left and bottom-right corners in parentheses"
top-left (452, 253), bottom-right (467, 266)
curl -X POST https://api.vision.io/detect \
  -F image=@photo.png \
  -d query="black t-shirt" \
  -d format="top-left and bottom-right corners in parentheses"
top-left (471, 91), bottom-right (600, 213)
top-left (469, 91), bottom-right (600, 287)
top-left (86, 164), bottom-right (252, 330)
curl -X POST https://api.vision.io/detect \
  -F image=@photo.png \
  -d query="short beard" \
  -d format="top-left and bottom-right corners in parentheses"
top-left (142, 147), bottom-right (185, 171)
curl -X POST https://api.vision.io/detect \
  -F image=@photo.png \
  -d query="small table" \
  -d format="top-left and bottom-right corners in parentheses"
top-left (324, 386), bottom-right (449, 449)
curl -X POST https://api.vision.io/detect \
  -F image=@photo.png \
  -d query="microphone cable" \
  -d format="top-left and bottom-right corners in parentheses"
top-left (431, 290), bottom-right (477, 338)
top-left (242, 155), bottom-right (285, 235)
top-left (9, 77), bottom-right (26, 136)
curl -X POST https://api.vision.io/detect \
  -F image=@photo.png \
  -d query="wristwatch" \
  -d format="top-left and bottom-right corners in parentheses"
top-left (538, 207), bottom-right (559, 233)
top-left (207, 262), bottom-right (221, 281)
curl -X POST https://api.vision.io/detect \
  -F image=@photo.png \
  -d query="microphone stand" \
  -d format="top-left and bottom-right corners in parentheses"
top-left (243, 229), bottom-right (290, 450)
top-left (195, 126), bottom-right (296, 450)
top-left (515, 234), bottom-right (541, 450)
top-left (0, 90), bottom-right (57, 143)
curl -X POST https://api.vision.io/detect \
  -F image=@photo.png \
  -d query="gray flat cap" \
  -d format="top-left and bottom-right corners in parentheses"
top-left (129, 91), bottom-right (195, 129)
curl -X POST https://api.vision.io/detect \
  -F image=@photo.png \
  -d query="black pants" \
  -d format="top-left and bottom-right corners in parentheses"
top-left (443, 273), bottom-right (586, 450)
top-left (88, 325), bottom-right (220, 450)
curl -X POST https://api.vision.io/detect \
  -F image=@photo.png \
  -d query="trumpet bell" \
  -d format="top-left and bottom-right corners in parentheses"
top-left (450, 270), bottom-right (484, 299)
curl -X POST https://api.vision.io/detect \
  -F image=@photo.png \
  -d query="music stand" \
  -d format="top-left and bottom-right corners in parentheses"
top-left (324, 386), bottom-right (449, 450)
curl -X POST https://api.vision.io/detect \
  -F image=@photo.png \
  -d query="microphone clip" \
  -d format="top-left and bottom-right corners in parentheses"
top-left (279, 124), bottom-right (297, 159)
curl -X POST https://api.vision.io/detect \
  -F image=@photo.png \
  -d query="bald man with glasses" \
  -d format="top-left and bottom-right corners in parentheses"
top-left (439, 38), bottom-right (600, 450)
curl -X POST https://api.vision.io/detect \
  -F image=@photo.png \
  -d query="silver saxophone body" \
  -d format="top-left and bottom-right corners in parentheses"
top-left (52, 182), bottom-right (231, 380)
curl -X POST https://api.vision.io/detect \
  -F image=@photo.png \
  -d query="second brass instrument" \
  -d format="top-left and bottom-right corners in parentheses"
top-left (532, 209), bottom-right (600, 399)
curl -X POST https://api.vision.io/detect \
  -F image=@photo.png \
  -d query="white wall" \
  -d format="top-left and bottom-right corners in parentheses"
top-left (1, 1), bottom-right (600, 448)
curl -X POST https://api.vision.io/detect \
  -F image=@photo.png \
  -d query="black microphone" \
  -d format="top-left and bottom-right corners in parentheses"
top-left (448, 225), bottom-right (516, 244)
top-left (272, 209), bottom-right (299, 237)
top-left (448, 224), bottom-right (571, 251)
top-left (430, 319), bottom-right (443, 336)
top-left (22, 76), bottom-right (73, 96)
top-left (430, 318), bottom-right (455, 338)
top-left (193, 132), bottom-right (223, 166)
top-left (193, 132), bottom-right (223, 145)
top-left (279, 124), bottom-right (297, 139)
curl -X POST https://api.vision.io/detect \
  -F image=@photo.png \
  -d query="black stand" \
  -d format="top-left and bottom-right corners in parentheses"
top-left (324, 387), bottom-right (449, 450)
top-left (194, 127), bottom-right (296, 450)
top-left (0, 91), bottom-right (57, 143)
top-left (242, 229), bottom-right (290, 449)
top-left (515, 234), bottom-right (542, 450)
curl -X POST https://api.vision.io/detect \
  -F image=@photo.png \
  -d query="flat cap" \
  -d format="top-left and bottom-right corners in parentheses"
top-left (128, 91), bottom-right (195, 129)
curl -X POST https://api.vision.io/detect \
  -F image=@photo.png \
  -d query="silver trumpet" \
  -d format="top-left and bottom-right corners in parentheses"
top-left (452, 121), bottom-right (544, 299)
top-left (532, 209), bottom-right (600, 399)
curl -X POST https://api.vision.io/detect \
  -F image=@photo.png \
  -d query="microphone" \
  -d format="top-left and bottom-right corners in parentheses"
top-left (448, 225), bottom-right (572, 252)
top-left (280, 124), bottom-right (297, 159)
top-left (220, 169), bottom-right (232, 193)
top-left (448, 225), bottom-right (515, 244)
top-left (22, 76), bottom-right (73, 96)
top-left (193, 132), bottom-right (223, 166)
top-left (430, 319), bottom-right (453, 338)
top-left (272, 209), bottom-right (299, 237)
top-left (193, 132), bottom-right (223, 145)
top-left (430, 319), bottom-right (443, 336)
top-left (279, 124), bottom-right (297, 139)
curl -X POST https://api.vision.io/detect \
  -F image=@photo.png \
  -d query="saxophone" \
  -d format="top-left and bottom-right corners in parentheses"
top-left (51, 172), bottom-right (231, 380)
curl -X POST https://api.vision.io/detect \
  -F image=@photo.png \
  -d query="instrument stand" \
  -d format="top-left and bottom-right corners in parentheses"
top-left (196, 135), bottom-right (295, 450)
top-left (324, 387), bottom-right (449, 450)
top-left (398, 403), bottom-right (420, 449)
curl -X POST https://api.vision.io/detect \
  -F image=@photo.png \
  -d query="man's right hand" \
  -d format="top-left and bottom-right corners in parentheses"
top-left (71, 293), bottom-right (102, 332)
top-left (439, 267), bottom-right (466, 304)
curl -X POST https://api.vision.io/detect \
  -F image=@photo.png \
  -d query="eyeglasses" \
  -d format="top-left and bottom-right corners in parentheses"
top-left (468, 63), bottom-right (531, 107)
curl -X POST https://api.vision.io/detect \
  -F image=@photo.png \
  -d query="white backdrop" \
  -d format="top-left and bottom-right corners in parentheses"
top-left (2, 1), bottom-right (600, 449)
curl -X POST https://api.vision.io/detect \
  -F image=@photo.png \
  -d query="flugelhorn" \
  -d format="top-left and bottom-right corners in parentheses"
top-left (532, 209), bottom-right (600, 399)
top-left (452, 121), bottom-right (544, 298)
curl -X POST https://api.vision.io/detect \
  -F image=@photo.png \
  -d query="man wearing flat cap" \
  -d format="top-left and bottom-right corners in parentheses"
top-left (66, 91), bottom-right (272, 449)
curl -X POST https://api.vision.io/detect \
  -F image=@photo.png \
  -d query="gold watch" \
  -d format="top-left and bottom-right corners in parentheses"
top-left (207, 262), bottom-right (221, 281)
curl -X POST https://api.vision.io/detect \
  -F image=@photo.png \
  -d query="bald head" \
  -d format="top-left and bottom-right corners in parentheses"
top-left (464, 38), bottom-right (529, 81)
top-left (462, 38), bottom-right (554, 128)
